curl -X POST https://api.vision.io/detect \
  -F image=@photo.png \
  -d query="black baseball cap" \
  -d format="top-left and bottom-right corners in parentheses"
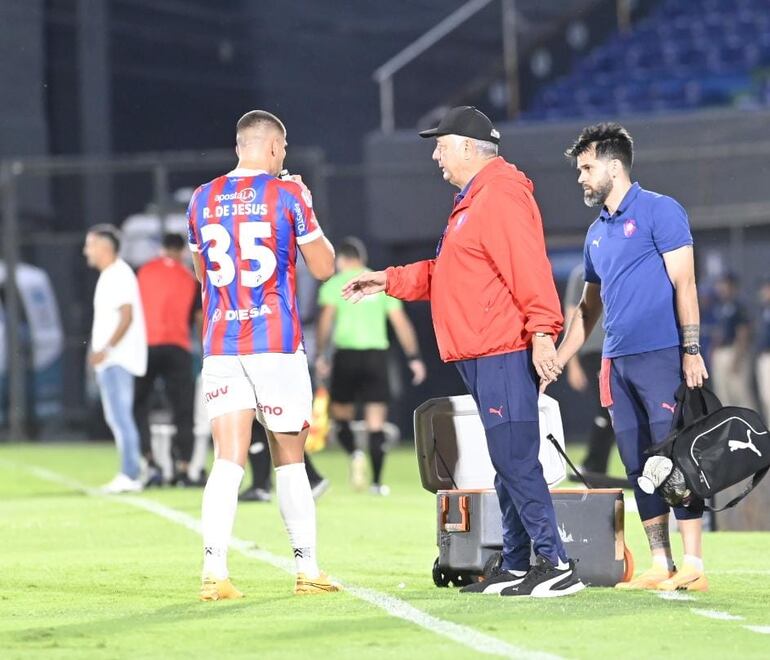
top-left (418, 106), bottom-right (501, 144)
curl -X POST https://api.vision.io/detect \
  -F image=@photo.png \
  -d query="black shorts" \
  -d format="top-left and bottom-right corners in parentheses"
top-left (330, 349), bottom-right (390, 404)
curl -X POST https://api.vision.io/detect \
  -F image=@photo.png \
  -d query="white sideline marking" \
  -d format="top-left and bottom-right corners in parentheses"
top-left (656, 592), bottom-right (695, 601)
top-left (744, 626), bottom-right (770, 634)
top-left (16, 463), bottom-right (564, 660)
top-left (690, 609), bottom-right (745, 622)
top-left (710, 569), bottom-right (770, 576)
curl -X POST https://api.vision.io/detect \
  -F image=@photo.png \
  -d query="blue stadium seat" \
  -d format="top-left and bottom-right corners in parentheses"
top-left (520, 0), bottom-right (770, 121)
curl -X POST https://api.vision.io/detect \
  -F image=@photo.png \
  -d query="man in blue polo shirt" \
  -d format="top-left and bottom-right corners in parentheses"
top-left (555, 123), bottom-right (710, 592)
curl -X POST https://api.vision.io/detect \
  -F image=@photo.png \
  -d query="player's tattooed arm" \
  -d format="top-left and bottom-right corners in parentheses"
top-left (682, 324), bottom-right (700, 346)
top-left (644, 520), bottom-right (671, 551)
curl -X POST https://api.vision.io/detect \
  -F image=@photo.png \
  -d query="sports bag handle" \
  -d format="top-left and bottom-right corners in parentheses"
top-left (705, 466), bottom-right (769, 512)
top-left (671, 383), bottom-right (723, 430)
top-left (651, 384), bottom-right (724, 457)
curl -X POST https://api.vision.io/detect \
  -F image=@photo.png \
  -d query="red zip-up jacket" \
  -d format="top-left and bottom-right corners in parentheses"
top-left (385, 157), bottom-right (562, 362)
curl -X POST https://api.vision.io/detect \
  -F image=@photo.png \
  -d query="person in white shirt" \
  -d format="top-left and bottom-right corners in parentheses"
top-left (83, 224), bottom-right (148, 493)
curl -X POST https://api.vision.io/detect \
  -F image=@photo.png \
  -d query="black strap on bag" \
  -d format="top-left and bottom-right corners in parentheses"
top-left (708, 467), bottom-right (770, 512)
top-left (547, 434), bottom-right (593, 489)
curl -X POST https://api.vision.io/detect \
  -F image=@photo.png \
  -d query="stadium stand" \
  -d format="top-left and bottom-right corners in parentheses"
top-left (522, 0), bottom-right (770, 120)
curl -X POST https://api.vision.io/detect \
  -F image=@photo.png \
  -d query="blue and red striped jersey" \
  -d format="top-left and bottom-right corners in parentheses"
top-left (187, 167), bottom-right (323, 357)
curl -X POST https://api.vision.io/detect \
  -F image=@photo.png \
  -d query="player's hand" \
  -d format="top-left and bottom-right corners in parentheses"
top-left (288, 174), bottom-right (308, 189)
top-left (342, 270), bottom-right (387, 303)
top-left (566, 359), bottom-right (588, 392)
top-left (315, 355), bottom-right (331, 381)
top-left (285, 173), bottom-right (314, 201)
top-left (532, 334), bottom-right (562, 386)
top-left (89, 350), bottom-right (108, 367)
top-left (683, 353), bottom-right (708, 389)
top-left (408, 358), bottom-right (426, 385)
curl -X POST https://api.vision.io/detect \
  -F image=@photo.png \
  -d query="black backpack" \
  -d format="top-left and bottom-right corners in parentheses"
top-left (649, 383), bottom-right (770, 511)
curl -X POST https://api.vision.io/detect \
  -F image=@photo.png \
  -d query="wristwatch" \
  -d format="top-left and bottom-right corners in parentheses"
top-left (683, 344), bottom-right (700, 356)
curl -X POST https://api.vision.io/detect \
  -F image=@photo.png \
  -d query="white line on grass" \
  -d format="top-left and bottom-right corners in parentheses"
top-left (709, 569), bottom-right (770, 576)
top-left (744, 626), bottom-right (770, 634)
top-left (690, 609), bottom-right (745, 622)
top-left (15, 463), bottom-right (564, 660)
top-left (656, 592), bottom-right (695, 602)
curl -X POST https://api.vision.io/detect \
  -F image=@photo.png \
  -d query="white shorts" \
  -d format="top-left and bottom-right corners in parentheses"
top-left (201, 351), bottom-right (312, 433)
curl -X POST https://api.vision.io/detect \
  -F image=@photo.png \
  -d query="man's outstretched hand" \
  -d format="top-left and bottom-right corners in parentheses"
top-left (341, 270), bottom-right (387, 303)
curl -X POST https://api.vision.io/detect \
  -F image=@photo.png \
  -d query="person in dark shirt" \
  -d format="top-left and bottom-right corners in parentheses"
top-left (135, 233), bottom-right (199, 486)
top-left (710, 273), bottom-right (756, 409)
top-left (756, 278), bottom-right (770, 422)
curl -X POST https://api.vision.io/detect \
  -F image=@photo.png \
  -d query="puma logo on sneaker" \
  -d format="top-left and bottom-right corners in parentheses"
top-left (500, 556), bottom-right (585, 598)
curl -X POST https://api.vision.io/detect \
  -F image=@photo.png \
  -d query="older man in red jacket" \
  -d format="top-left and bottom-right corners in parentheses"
top-left (343, 106), bottom-right (583, 598)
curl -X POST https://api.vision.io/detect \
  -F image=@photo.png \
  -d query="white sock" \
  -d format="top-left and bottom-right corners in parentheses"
top-left (201, 459), bottom-right (244, 579)
top-left (555, 559), bottom-right (570, 570)
top-left (683, 554), bottom-right (704, 572)
top-left (275, 462), bottom-right (319, 578)
top-left (653, 554), bottom-right (676, 572)
top-left (508, 569), bottom-right (528, 577)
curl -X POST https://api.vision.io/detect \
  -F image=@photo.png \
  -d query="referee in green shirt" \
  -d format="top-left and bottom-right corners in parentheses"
top-left (316, 237), bottom-right (426, 495)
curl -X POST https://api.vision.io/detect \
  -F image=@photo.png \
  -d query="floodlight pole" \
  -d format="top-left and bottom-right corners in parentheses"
top-left (153, 164), bottom-right (170, 235)
top-left (617, 0), bottom-right (632, 34)
top-left (501, 0), bottom-right (520, 119)
top-left (1, 162), bottom-right (25, 441)
top-left (77, 0), bottom-right (113, 227)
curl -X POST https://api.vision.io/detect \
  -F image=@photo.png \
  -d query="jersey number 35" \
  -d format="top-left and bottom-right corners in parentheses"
top-left (200, 222), bottom-right (277, 288)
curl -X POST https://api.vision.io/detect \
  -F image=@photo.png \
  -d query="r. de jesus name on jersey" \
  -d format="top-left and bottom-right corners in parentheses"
top-left (187, 169), bottom-right (322, 358)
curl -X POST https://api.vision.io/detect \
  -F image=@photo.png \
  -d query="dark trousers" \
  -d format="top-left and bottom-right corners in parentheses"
top-left (134, 345), bottom-right (195, 464)
top-left (609, 346), bottom-right (704, 521)
top-left (455, 349), bottom-right (567, 569)
top-left (580, 351), bottom-right (615, 474)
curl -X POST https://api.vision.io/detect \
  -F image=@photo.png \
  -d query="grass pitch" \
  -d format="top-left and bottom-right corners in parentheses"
top-left (1, 442), bottom-right (769, 660)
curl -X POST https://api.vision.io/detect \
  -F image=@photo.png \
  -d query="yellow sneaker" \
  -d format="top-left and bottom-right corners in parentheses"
top-left (199, 576), bottom-right (244, 601)
top-left (615, 565), bottom-right (674, 590)
top-left (656, 565), bottom-right (709, 592)
top-left (294, 572), bottom-right (343, 595)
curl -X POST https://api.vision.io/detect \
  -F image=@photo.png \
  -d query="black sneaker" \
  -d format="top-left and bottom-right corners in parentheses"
top-left (310, 478), bottom-right (331, 501)
top-left (459, 566), bottom-right (528, 594)
top-left (239, 486), bottom-right (272, 502)
top-left (143, 465), bottom-right (165, 488)
top-left (500, 555), bottom-right (585, 598)
top-left (171, 472), bottom-right (197, 488)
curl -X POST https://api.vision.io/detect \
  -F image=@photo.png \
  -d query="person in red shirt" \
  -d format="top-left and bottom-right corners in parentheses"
top-left (343, 106), bottom-right (584, 598)
top-left (135, 233), bottom-right (200, 485)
